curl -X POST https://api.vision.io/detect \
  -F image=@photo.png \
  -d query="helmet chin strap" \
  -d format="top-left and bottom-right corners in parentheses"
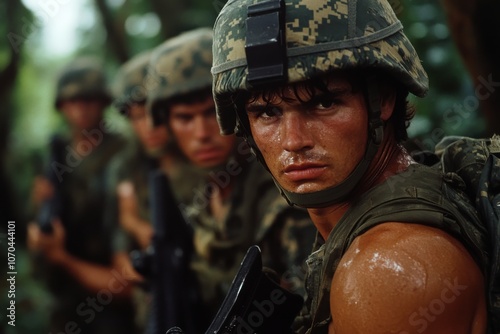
top-left (237, 75), bottom-right (384, 208)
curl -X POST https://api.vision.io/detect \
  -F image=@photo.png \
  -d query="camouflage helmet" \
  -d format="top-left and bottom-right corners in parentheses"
top-left (212, 0), bottom-right (429, 208)
top-left (148, 27), bottom-right (213, 125)
top-left (55, 56), bottom-right (112, 110)
top-left (112, 50), bottom-right (152, 114)
top-left (212, 0), bottom-right (429, 135)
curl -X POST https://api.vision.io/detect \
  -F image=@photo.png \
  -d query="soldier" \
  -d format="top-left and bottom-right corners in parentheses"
top-left (27, 57), bottom-right (138, 334)
top-left (148, 27), bottom-right (317, 331)
top-left (111, 49), bottom-right (203, 250)
top-left (212, 0), bottom-right (489, 333)
top-left (110, 49), bottom-right (205, 332)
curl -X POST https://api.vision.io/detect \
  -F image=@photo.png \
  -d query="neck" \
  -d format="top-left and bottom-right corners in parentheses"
top-left (308, 126), bottom-right (413, 240)
top-left (71, 127), bottom-right (103, 154)
top-left (159, 153), bottom-right (176, 173)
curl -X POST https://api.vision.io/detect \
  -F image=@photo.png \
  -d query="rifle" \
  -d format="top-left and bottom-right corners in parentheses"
top-left (168, 245), bottom-right (304, 334)
top-left (37, 135), bottom-right (66, 234)
top-left (133, 168), bottom-right (199, 334)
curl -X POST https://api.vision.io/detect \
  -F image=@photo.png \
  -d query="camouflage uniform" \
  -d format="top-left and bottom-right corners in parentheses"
top-left (147, 28), bottom-right (317, 330)
top-left (110, 49), bottom-right (204, 233)
top-left (185, 153), bottom-right (315, 325)
top-left (38, 57), bottom-right (136, 334)
top-left (211, 0), bottom-right (490, 332)
top-left (110, 49), bottom-right (206, 332)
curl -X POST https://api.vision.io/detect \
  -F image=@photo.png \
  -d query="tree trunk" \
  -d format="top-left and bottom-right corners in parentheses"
top-left (94, 0), bottom-right (130, 63)
top-left (441, 0), bottom-right (500, 136)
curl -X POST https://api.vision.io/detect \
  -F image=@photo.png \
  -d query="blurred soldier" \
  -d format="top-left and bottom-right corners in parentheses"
top-left (27, 57), bottom-right (138, 334)
top-left (110, 49), bottom-right (204, 332)
top-left (212, 0), bottom-right (489, 333)
top-left (148, 27), bottom-right (317, 331)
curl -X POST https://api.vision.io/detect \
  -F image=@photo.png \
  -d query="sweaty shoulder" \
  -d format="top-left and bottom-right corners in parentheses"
top-left (330, 222), bottom-right (486, 334)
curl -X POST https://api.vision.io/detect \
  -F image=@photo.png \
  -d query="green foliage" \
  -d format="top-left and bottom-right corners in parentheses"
top-left (399, 0), bottom-right (486, 147)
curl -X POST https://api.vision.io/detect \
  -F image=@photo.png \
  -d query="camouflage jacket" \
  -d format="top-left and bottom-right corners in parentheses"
top-left (294, 163), bottom-right (488, 334)
top-left (110, 141), bottom-right (205, 253)
top-left (185, 158), bottom-right (317, 327)
top-left (54, 131), bottom-right (128, 265)
top-left (37, 130), bottom-right (137, 334)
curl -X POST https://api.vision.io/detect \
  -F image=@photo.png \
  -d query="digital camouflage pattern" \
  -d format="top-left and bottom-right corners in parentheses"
top-left (148, 28), bottom-right (213, 120)
top-left (113, 50), bottom-right (152, 113)
top-left (55, 57), bottom-right (112, 109)
top-left (436, 135), bottom-right (500, 333)
top-left (212, 0), bottom-right (429, 134)
top-left (437, 135), bottom-right (500, 202)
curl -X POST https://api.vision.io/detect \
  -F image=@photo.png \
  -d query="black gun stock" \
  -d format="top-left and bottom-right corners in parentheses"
top-left (37, 135), bottom-right (65, 234)
top-left (147, 168), bottom-right (198, 334)
top-left (206, 245), bottom-right (303, 334)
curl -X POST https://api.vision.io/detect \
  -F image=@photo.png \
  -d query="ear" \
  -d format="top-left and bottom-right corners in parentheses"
top-left (379, 87), bottom-right (396, 121)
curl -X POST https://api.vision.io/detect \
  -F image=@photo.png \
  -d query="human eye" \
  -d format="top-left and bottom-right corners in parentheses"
top-left (173, 113), bottom-right (193, 123)
top-left (246, 105), bottom-right (282, 120)
top-left (311, 94), bottom-right (339, 110)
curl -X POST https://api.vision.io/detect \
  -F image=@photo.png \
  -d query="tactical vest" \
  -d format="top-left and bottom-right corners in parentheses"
top-left (299, 163), bottom-right (489, 334)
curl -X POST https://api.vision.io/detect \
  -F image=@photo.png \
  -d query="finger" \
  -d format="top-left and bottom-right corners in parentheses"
top-left (117, 181), bottom-right (135, 198)
top-left (51, 219), bottom-right (65, 238)
top-left (27, 222), bottom-right (41, 250)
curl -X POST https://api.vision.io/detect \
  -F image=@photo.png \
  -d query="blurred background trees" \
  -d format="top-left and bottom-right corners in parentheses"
top-left (0, 0), bottom-right (498, 332)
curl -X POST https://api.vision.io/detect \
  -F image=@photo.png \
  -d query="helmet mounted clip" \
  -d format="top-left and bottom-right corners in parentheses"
top-left (245, 0), bottom-right (287, 87)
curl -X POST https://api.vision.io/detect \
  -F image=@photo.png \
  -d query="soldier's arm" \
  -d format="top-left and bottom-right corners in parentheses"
top-left (27, 221), bottom-right (142, 297)
top-left (329, 222), bottom-right (487, 334)
top-left (117, 180), bottom-right (153, 250)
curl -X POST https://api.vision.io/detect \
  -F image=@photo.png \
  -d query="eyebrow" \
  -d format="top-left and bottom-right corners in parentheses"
top-left (171, 105), bottom-right (215, 117)
top-left (245, 103), bottom-right (271, 113)
top-left (246, 86), bottom-right (351, 112)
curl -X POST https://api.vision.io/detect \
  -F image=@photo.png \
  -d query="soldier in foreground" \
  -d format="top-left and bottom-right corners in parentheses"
top-left (27, 57), bottom-right (138, 334)
top-left (147, 27), bottom-right (317, 331)
top-left (212, 0), bottom-right (489, 333)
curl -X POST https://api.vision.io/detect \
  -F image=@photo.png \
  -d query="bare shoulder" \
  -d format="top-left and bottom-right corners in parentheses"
top-left (329, 222), bottom-right (487, 334)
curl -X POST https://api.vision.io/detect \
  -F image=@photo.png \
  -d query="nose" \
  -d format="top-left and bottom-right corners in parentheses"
top-left (280, 112), bottom-right (314, 152)
top-left (193, 115), bottom-right (211, 141)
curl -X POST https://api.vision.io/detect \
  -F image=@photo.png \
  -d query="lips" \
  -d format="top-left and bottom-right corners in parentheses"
top-left (144, 136), bottom-right (165, 148)
top-left (283, 163), bottom-right (327, 182)
top-left (195, 147), bottom-right (225, 161)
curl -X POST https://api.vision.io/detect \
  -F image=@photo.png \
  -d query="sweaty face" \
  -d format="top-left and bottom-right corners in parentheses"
top-left (60, 99), bottom-right (105, 130)
top-left (246, 77), bottom-right (368, 194)
top-left (129, 104), bottom-right (169, 157)
top-left (169, 95), bottom-right (236, 168)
